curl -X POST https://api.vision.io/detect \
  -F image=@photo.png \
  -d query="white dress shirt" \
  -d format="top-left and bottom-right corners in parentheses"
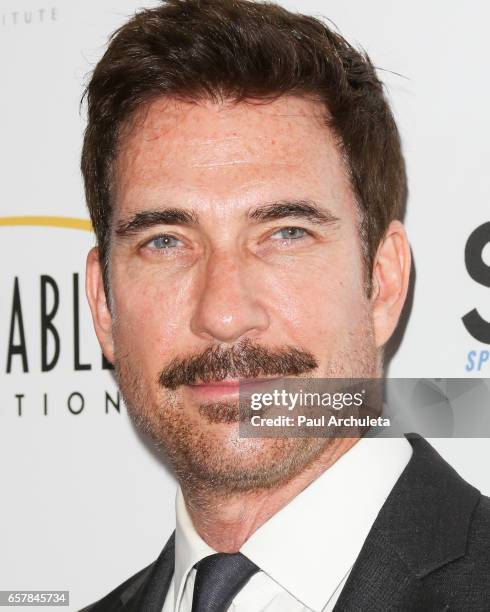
top-left (162, 437), bottom-right (412, 612)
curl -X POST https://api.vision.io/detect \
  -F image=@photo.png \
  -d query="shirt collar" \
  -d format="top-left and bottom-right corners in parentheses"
top-left (241, 436), bottom-right (412, 610)
top-left (174, 487), bottom-right (216, 609)
top-left (174, 436), bottom-right (412, 611)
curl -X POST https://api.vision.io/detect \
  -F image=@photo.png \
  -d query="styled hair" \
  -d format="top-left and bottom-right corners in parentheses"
top-left (81, 0), bottom-right (406, 292)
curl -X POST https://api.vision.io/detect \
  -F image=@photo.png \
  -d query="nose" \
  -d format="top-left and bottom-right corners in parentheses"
top-left (190, 249), bottom-right (270, 343)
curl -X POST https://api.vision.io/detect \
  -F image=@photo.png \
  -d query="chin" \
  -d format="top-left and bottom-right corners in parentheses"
top-left (158, 422), bottom-right (330, 494)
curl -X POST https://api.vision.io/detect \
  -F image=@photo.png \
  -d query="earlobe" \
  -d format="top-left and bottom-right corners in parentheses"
top-left (85, 247), bottom-right (115, 363)
top-left (371, 221), bottom-right (411, 348)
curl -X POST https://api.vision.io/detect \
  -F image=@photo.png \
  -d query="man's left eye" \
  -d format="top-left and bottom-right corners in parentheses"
top-left (270, 227), bottom-right (308, 240)
top-left (148, 234), bottom-right (181, 249)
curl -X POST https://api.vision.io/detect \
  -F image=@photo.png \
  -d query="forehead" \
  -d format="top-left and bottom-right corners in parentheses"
top-left (113, 95), bottom-right (354, 217)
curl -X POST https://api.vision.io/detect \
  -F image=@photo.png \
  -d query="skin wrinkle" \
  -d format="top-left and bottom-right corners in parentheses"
top-left (86, 94), bottom-right (410, 551)
top-left (192, 159), bottom-right (269, 168)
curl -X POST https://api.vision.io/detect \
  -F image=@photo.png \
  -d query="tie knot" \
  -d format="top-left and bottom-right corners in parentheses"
top-left (192, 552), bottom-right (259, 612)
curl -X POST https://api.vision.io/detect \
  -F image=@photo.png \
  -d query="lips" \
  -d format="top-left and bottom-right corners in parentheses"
top-left (187, 376), bottom-right (282, 400)
top-left (187, 380), bottom-right (240, 401)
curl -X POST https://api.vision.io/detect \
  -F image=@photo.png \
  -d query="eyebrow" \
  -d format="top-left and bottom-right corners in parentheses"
top-left (115, 208), bottom-right (198, 238)
top-left (248, 200), bottom-right (339, 225)
top-left (114, 199), bottom-right (339, 239)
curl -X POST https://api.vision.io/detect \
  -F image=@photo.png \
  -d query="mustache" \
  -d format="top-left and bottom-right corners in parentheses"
top-left (158, 339), bottom-right (318, 390)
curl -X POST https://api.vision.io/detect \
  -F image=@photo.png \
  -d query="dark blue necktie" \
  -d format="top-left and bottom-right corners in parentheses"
top-left (191, 552), bottom-right (259, 612)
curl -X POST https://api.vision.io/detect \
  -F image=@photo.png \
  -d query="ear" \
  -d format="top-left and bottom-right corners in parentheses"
top-left (86, 247), bottom-right (115, 364)
top-left (371, 220), bottom-right (411, 348)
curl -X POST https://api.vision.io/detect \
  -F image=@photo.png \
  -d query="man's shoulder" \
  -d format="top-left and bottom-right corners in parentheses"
top-left (397, 436), bottom-right (490, 601)
top-left (413, 491), bottom-right (490, 612)
top-left (397, 435), bottom-right (490, 574)
top-left (457, 491), bottom-right (490, 570)
top-left (426, 492), bottom-right (490, 591)
top-left (79, 532), bottom-right (175, 612)
top-left (469, 493), bottom-right (490, 548)
top-left (78, 562), bottom-right (155, 612)
top-left (469, 493), bottom-right (490, 573)
top-left (336, 435), bottom-right (490, 610)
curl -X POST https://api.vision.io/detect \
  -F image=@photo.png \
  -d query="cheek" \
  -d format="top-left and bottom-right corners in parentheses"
top-left (263, 246), bottom-right (367, 349)
top-left (110, 274), bottom-right (191, 369)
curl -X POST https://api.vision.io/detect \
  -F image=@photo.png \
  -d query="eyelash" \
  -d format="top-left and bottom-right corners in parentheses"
top-left (146, 234), bottom-right (183, 250)
top-left (269, 226), bottom-right (311, 241)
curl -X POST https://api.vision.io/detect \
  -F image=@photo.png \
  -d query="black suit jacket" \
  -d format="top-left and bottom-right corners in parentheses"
top-left (81, 435), bottom-right (490, 611)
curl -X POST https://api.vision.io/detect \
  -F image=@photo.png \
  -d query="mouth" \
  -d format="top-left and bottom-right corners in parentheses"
top-left (186, 376), bottom-right (283, 400)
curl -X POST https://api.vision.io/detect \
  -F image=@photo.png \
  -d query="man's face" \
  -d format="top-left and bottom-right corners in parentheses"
top-left (92, 96), bottom-right (384, 493)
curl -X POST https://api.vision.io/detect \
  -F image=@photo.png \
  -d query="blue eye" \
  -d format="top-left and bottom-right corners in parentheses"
top-left (271, 227), bottom-right (307, 240)
top-left (148, 234), bottom-right (181, 249)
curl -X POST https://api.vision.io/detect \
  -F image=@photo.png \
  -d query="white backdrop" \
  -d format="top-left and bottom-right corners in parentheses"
top-left (1, 1), bottom-right (489, 609)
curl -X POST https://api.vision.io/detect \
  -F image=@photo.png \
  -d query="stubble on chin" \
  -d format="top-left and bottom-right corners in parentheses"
top-left (114, 310), bottom-right (380, 497)
top-left (116, 357), bottom-right (329, 495)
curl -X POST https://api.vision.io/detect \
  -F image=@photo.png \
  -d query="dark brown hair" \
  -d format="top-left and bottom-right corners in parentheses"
top-left (81, 0), bottom-right (406, 291)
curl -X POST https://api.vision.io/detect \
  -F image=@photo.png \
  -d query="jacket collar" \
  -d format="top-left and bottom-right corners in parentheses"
top-left (375, 433), bottom-right (480, 578)
top-left (333, 434), bottom-right (482, 610)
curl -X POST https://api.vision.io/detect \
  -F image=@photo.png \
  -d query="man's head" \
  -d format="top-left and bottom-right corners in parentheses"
top-left (83, 0), bottom-right (411, 494)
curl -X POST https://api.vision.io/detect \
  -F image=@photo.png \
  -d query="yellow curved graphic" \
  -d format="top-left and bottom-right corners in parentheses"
top-left (0, 216), bottom-right (93, 231)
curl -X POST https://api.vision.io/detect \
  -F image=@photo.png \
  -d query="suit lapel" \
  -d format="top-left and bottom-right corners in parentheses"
top-left (334, 434), bottom-right (480, 610)
top-left (123, 532), bottom-right (175, 612)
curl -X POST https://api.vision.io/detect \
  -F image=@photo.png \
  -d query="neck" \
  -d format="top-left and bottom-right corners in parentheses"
top-left (180, 437), bottom-right (358, 552)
